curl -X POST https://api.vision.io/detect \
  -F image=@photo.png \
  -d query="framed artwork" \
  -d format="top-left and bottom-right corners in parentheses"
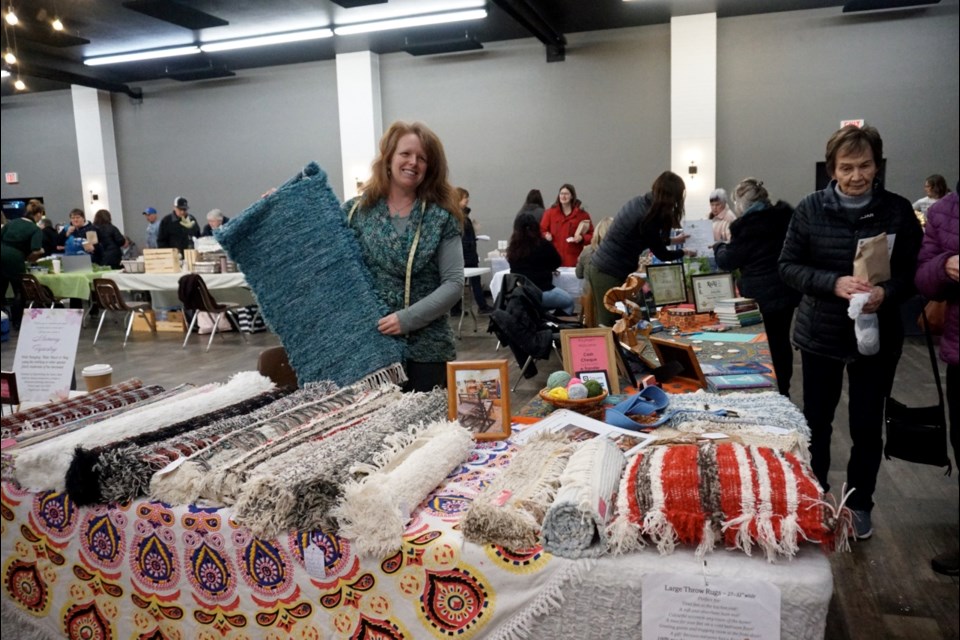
top-left (446, 360), bottom-right (511, 441)
top-left (691, 272), bottom-right (736, 313)
top-left (0, 371), bottom-right (19, 407)
top-left (649, 336), bottom-right (708, 389)
top-left (576, 369), bottom-right (611, 394)
top-left (560, 328), bottom-right (620, 394)
top-left (645, 263), bottom-right (687, 306)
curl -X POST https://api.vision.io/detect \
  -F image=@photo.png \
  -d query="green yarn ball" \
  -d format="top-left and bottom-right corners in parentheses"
top-left (546, 371), bottom-right (572, 390)
top-left (583, 379), bottom-right (604, 398)
top-left (567, 383), bottom-right (589, 400)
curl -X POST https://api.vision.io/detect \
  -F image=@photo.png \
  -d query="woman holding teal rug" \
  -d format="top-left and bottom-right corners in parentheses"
top-left (345, 121), bottom-right (465, 392)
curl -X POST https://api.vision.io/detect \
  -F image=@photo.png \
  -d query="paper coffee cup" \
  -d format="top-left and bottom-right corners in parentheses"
top-left (81, 364), bottom-right (113, 392)
top-left (52, 259), bottom-right (61, 274)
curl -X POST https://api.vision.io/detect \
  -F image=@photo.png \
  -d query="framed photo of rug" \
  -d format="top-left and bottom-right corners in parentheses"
top-left (560, 328), bottom-right (620, 394)
top-left (447, 360), bottom-right (511, 441)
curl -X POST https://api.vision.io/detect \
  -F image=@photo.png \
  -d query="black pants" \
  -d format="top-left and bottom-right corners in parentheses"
top-left (801, 348), bottom-right (900, 512)
top-left (761, 307), bottom-right (795, 397)
top-left (402, 361), bottom-right (448, 393)
top-left (948, 364), bottom-right (958, 470)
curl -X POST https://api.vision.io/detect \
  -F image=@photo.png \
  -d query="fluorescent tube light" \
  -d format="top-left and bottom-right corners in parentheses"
top-left (85, 46), bottom-right (200, 66)
top-left (334, 8), bottom-right (486, 36)
top-left (0, 69), bottom-right (10, 78)
top-left (201, 28), bottom-right (333, 52)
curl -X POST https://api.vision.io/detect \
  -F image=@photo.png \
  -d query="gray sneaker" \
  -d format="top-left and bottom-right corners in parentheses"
top-left (852, 509), bottom-right (873, 540)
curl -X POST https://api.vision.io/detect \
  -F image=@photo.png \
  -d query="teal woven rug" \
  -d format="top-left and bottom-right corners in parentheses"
top-left (217, 163), bottom-right (406, 387)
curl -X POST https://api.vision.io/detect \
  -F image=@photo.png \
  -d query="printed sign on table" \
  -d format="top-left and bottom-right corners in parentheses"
top-left (12, 308), bottom-right (83, 402)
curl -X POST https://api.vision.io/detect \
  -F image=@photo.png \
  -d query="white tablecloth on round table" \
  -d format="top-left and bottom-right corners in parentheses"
top-left (489, 267), bottom-right (583, 304)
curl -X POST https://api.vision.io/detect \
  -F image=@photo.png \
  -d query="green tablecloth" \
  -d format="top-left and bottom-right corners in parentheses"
top-left (33, 269), bottom-right (117, 300)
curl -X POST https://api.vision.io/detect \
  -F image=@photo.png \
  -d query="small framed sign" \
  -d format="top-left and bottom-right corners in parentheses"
top-left (645, 263), bottom-right (687, 306)
top-left (691, 272), bottom-right (735, 313)
top-left (1, 371), bottom-right (20, 407)
top-left (447, 360), bottom-right (511, 441)
top-left (561, 327), bottom-right (620, 394)
top-left (576, 370), bottom-right (611, 394)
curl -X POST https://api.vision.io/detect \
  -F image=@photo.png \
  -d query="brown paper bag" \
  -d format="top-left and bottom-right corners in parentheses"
top-left (853, 233), bottom-right (890, 284)
top-left (85, 230), bottom-right (99, 245)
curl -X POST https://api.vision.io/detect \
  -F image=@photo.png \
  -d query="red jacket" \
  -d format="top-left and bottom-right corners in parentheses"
top-left (540, 205), bottom-right (593, 267)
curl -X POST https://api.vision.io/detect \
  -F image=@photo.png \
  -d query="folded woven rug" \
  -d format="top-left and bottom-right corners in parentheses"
top-left (1, 378), bottom-right (147, 437)
top-left (541, 438), bottom-right (626, 558)
top-left (333, 419), bottom-right (475, 558)
top-left (661, 390), bottom-right (811, 440)
top-left (216, 161), bottom-right (406, 388)
top-left (461, 432), bottom-right (575, 551)
top-left (98, 382), bottom-right (337, 504)
top-left (232, 389), bottom-right (449, 538)
top-left (606, 442), bottom-right (842, 560)
top-left (148, 382), bottom-right (359, 505)
top-left (64, 388), bottom-right (288, 506)
top-left (14, 372), bottom-right (274, 492)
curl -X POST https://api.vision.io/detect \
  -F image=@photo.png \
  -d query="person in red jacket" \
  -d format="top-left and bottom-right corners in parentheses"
top-left (540, 183), bottom-right (593, 267)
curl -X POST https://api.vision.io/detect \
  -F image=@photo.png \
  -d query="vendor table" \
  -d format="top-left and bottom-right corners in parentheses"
top-left (458, 267), bottom-right (492, 338)
top-left (102, 272), bottom-right (255, 308)
top-left (32, 270), bottom-right (116, 301)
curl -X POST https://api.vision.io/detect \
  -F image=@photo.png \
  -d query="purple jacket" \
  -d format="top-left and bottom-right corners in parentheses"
top-left (915, 192), bottom-right (959, 365)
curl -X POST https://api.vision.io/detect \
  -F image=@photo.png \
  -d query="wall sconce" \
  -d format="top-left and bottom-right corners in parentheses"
top-left (688, 162), bottom-right (698, 178)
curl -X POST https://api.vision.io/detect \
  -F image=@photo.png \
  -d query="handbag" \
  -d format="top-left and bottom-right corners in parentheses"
top-left (884, 306), bottom-right (952, 474)
top-left (917, 299), bottom-right (947, 336)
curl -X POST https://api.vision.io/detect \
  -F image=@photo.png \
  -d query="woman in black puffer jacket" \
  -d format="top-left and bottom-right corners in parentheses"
top-left (714, 178), bottom-right (800, 396)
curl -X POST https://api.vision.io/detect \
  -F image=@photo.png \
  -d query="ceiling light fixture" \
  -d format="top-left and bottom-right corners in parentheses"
top-left (4, 6), bottom-right (17, 25)
top-left (0, 69), bottom-right (9, 78)
top-left (201, 27), bottom-right (333, 53)
top-left (4, 48), bottom-right (16, 64)
top-left (52, 16), bottom-right (63, 30)
top-left (84, 45), bottom-right (201, 66)
top-left (14, 76), bottom-right (26, 90)
top-left (333, 8), bottom-right (487, 36)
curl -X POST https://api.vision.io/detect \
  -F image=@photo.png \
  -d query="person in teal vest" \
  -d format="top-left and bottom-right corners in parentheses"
top-left (1, 199), bottom-right (46, 328)
top-left (344, 121), bottom-right (465, 392)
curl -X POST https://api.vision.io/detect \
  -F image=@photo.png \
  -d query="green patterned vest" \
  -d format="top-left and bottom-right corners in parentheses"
top-left (345, 197), bottom-right (460, 362)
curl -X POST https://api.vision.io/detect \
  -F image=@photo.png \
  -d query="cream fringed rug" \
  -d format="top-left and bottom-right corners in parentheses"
top-left (333, 420), bottom-right (475, 558)
top-left (541, 438), bottom-right (626, 558)
top-left (99, 382), bottom-right (338, 504)
top-left (232, 389), bottom-right (449, 538)
top-left (461, 432), bottom-right (575, 551)
top-left (14, 372), bottom-right (275, 492)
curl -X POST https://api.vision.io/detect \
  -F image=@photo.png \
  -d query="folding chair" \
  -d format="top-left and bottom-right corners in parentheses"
top-left (91, 278), bottom-right (155, 348)
top-left (178, 274), bottom-right (244, 351)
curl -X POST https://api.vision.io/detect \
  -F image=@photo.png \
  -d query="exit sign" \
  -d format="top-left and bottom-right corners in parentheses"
top-left (4, 172), bottom-right (18, 184)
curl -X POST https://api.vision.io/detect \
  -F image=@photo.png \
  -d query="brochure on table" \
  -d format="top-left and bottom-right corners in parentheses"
top-left (514, 408), bottom-right (657, 456)
top-left (11, 308), bottom-right (83, 402)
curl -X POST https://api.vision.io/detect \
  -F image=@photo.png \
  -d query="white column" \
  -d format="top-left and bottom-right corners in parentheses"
top-left (671, 13), bottom-right (717, 221)
top-left (336, 51), bottom-right (383, 201)
top-left (71, 85), bottom-right (124, 231)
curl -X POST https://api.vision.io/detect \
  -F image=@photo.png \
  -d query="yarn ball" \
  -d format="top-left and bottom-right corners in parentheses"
top-left (567, 383), bottom-right (589, 400)
top-left (583, 379), bottom-right (604, 398)
top-left (547, 387), bottom-right (569, 401)
top-left (546, 371), bottom-right (572, 390)
top-left (566, 377), bottom-right (583, 389)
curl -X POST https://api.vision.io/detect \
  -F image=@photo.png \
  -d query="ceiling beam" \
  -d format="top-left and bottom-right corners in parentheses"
top-left (490, 0), bottom-right (566, 62)
top-left (17, 61), bottom-right (143, 100)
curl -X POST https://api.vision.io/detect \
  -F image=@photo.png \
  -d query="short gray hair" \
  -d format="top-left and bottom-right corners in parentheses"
top-left (708, 188), bottom-right (728, 204)
top-left (206, 208), bottom-right (224, 222)
top-left (732, 177), bottom-right (771, 216)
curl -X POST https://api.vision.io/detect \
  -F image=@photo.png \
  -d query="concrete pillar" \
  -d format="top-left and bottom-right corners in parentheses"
top-left (670, 13), bottom-right (717, 221)
top-left (71, 85), bottom-right (124, 231)
top-left (335, 51), bottom-right (383, 201)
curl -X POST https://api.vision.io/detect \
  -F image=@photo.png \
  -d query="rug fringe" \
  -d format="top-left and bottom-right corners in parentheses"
top-left (1, 598), bottom-right (63, 640)
top-left (355, 363), bottom-right (407, 391)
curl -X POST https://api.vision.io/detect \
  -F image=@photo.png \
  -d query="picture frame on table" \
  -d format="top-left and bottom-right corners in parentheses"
top-left (576, 369), bottom-right (611, 394)
top-left (446, 360), bottom-right (511, 441)
top-left (649, 336), bottom-right (708, 389)
top-left (645, 263), bottom-right (687, 306)
top-left (690, 272), bottom-right (736, 313)
top-left (1, 371), bottom-right (20, 408)
top-left (560, 327), bottom-right (620, 394)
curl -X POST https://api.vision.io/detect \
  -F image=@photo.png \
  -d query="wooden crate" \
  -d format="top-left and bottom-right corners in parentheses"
top-left (143, 249), bottom-right (181, 274)
top-left (132, 310), bottom-right (186, 333)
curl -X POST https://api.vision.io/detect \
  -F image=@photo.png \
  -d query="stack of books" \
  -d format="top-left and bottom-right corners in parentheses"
top-left (714, 297), bottom-right (761, 327)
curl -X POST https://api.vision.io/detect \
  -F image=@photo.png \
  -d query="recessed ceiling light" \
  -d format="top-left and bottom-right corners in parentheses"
top-left (4, 8), bottom-right (17, 26)
top-left (334, 9), bottom-right (487, 36)
top-left (52, 17), bottom-right (64, 31)
top-left (0, 69), bottom-right (10, 78)
top-left (14, 77), bottom-right (26, 90)
top-left (85, 46), bottom-right (201, 66)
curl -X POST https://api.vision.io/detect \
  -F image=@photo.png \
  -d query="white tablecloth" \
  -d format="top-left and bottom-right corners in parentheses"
top-left (102, 272), bottom-right (255, 308)
top-left (489, 267), bottom-right (583, 304)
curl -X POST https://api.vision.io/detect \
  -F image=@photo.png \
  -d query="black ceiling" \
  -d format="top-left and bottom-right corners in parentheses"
top-left (0, 0), bottom-right (937, 97)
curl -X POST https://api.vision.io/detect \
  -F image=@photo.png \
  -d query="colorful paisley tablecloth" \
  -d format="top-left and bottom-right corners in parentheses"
top-left (1, 439), bottom-right (584, 640)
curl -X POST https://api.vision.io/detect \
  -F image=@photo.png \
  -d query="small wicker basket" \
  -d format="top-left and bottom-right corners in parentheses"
top-left (538, 388), bottom-right (608, 414)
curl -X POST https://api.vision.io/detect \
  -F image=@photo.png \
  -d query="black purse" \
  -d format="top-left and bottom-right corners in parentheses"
top-left (884, 306), bottom-right (952, 474)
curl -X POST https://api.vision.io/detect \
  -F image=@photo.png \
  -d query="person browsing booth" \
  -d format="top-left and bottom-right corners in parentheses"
top-left (157, 196), bottom-right (200, 253)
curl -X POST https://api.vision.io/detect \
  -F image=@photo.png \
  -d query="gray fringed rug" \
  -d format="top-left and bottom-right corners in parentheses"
top-left (231, 389), bottom-right (449, 539)
top-left (97, 382), bottom-right (337, 504)
top-left (462, 432), bottom-right (575, 550)
top-left (216, 162), bottom-right (406, 388)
